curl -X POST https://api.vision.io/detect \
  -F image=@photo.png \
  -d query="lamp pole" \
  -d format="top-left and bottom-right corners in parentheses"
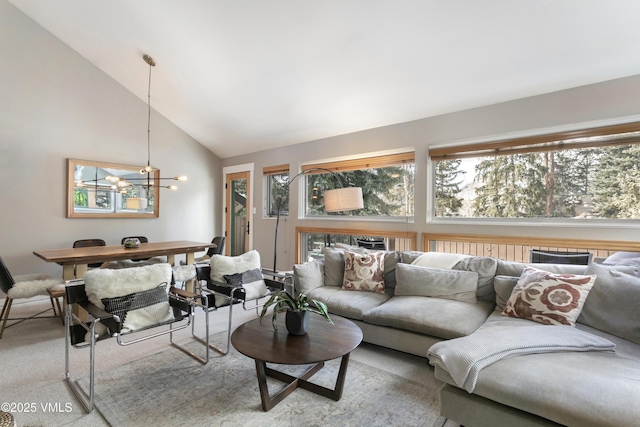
top-left (271, 168), bottom-right (362, 274)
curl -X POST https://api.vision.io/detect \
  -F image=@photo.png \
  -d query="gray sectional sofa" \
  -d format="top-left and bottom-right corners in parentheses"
top-left (293, 246), bottom-right (640, 427)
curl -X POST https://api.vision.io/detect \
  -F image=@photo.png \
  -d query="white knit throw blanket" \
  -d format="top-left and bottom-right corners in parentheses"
top-left (427, 325), bottom-right (615, 393)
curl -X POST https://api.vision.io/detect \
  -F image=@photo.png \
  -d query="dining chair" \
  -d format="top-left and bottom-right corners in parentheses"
top-left (72, 239), bottom-right (106, 268)
top-left (181, 236), bottom-right (225, 265)
top-left (0, 256), bottom-right (65, 339)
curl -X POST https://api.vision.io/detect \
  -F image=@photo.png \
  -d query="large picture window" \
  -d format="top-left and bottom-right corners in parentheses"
top-left (303, 152), bottom-right (415, 218)
top-left (430, 122), bottom-right (640, 220)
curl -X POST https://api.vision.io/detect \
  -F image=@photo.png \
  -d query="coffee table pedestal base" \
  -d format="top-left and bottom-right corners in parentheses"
top-left (255, 353), bottom-right (351, 412)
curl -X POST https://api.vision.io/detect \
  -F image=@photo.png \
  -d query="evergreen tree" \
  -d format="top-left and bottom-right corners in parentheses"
top-left (472, 154), bottom-right (547, 217)
top-left (306, 166), bottom-right (411, 216)
top-left (434, 160), bottom-right (464, 216)
top-left (592, 144), bottom-right (640, 218)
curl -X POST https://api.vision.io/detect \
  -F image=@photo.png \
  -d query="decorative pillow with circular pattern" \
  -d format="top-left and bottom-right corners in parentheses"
top-left (342, 250), bottom-right (385, 293)
top-left (502, 266), bottom-right (596, 326)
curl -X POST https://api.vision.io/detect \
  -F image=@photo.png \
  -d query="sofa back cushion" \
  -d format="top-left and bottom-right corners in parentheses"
top-left (578, 262), bottom-right (640, 344)
top-left (452, 257), bottom-right (498, 302)
top-left (394, 263), bottom-right (478, 303)
top-left (494, 275), bottom-right (520, 311)
top-left (496, 259), bottom-right (587, 277)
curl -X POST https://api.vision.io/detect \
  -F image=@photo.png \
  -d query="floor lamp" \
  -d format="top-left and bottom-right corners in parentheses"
top-left (271, 168), bottom-right (364, 273)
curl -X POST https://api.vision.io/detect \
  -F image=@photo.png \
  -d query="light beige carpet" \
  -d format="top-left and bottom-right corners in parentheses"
top-left (76, 334), bottom-right (446, 427)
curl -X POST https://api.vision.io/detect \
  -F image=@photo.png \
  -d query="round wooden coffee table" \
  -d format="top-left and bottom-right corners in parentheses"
top-left (231, 313), bottom-right (363, 411)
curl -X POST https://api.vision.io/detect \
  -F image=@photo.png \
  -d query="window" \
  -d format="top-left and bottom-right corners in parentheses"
top-left (303, 152), bottom-right (415, 218)
top-left (264, 164), bottom-right (289, 217)
top-left (430, 122), bottom-right (640, 220)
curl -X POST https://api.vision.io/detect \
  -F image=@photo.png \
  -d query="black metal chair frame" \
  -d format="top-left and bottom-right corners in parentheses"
top-left (529, 249), bottom-right (593, 265)
top-left (189, 264), bottom-right (286, 356)
top-left (64, 279), bottom-right (210, 413)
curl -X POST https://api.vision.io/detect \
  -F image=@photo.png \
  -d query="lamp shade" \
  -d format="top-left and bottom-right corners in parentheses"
top-left (126, 197), bottom-right (148, 210)
top-left (323, 187), bottom-right (364, 213)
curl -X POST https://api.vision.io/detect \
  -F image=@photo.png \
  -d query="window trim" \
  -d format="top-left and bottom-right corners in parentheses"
top-left (429, 121), bottom-right (640, 161)
top-left (263, 164), bottom-right (290, 218)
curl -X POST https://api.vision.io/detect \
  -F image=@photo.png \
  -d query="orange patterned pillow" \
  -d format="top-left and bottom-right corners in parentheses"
top-left (342, 251), bottom-right (385, 293)
top-left (502, 267), bottom-right (596, 326)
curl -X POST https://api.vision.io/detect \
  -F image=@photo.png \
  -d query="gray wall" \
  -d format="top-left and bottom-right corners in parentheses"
top-left (0, 1), bottom-right (222, 284)
top-left (224, 74), bottom-right (640, 271)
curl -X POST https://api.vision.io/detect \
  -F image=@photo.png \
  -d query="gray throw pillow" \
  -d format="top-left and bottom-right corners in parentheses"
top-left (452, 256), bottom-right (498, 302)
top-left (494, 275), bottom-right (520, 311)
top-left (394, 263), bottom-right (478, 303)
top-left (579, 262), bottom-right (640, 344)
top-left (323, 247), bottom-right (345, 287)
top-left (294, 261), bottom-right (325, 295)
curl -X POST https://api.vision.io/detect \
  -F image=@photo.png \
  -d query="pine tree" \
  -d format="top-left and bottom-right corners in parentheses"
top-left (434, 160), bottom-right (464, 216)
top-left (472, 154), bottom-right (547, 217)
top-left (592, 144), bottom-right (640, 218)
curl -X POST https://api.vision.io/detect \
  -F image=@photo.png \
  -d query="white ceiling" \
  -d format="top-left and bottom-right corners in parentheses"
top-left (8, 0), bottom-right (640, 158)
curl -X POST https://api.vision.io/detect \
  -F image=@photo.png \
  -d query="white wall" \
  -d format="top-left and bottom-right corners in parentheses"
top-left (0, 1), bottom-right (222, 283)
top-left (223, 74), bottom-right (640, 271)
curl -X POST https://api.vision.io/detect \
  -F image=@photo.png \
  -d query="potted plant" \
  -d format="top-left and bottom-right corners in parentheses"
top-left (259, 290), bottom-right (333, 335)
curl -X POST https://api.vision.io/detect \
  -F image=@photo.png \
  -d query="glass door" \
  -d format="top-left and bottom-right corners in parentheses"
top-left (225, 171), bottom-right (251, 256)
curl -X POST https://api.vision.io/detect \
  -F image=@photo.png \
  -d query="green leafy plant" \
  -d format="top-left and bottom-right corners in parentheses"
top-left (259, 290), bottom-right (333, 330)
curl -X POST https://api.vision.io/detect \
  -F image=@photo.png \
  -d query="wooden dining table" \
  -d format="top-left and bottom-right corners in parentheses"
top-left (33, 240), bottom-right (215, 281)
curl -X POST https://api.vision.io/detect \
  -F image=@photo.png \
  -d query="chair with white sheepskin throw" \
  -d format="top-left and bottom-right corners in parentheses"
top-left (0, 256), bottom-right (65, 339)
top-left (64, 263), bottom-right (210, 413)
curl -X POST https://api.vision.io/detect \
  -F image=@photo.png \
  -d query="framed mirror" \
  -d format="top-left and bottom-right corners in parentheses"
top-left (67, 158), bottom-right (160, 218)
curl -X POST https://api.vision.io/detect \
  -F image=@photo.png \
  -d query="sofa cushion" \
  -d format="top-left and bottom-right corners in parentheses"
top-left (495, 259), bottom-right (587, 277)
top-left (323, 247), bottom-right (346, 287)
top-left (293, 260), bottom-right (325, 295)
top-left (602, 251), bottom-right (640, 266)
top-left (502, 267), bottom-right (596, 326)
top-left (452, 256), bottom-right (498, 302)
top-left (394, 263), bottom-right (478, 303)
top-left (578, 262), bottom-right (640, 344)
top-left (308, 287), bottom-right (391, 320)
top-left (494, 275), bottom-right (520, 311)
top-left (434, 313), bottom-right (640, 427)
top-left (363, 296), bottom-right (494, 339)
top-left (342, 250), bottom-right (385, 293)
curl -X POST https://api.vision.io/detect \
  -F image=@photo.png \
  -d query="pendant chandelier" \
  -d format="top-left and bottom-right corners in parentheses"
top-left (114, 54), bottom-right (187, 209)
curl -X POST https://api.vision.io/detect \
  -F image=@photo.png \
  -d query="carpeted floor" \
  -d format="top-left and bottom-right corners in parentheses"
top-left (76, 334), bottom-right (446, 427)
top-left (1, 297), bottom-right (456, 427)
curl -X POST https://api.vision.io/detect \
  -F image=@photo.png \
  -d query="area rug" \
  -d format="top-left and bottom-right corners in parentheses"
top-left (77, 333), bottom-right (446, 427)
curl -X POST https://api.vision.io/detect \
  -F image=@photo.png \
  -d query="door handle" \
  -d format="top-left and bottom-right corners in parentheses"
top-left (246, 221), bottom-right (250, 234)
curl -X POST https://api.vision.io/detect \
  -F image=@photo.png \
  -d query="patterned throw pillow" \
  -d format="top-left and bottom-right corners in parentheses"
top-left (502, 267), bottom-right (596, 326)
top-left (342, 250), bottom-right (385, 293)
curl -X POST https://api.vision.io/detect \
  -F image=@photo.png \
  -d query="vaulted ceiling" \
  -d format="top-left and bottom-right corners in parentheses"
top-left (8, 0), bottom-right (640, 158)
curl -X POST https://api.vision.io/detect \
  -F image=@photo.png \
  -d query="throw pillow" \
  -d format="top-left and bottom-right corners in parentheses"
top-left (83, 263), bottom-right (174, 335)
top-left (323, 247), bottom-right (346, 287)
top-left (294, 260), bottom-right (325, 295)
top-left (502, 266), bottom-right (596, 326)
top-left (342, 250), bottom-right (385, 293)
top-left (394, 263), bottom-right (478, 303)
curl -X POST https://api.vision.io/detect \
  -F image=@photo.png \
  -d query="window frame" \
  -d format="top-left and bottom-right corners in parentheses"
top-left (428, 120), bottom-right (640, 226)
top-left (301, 151), bottom-right (416, 221)
top-left (263, 164), bottom-right (289, 218)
